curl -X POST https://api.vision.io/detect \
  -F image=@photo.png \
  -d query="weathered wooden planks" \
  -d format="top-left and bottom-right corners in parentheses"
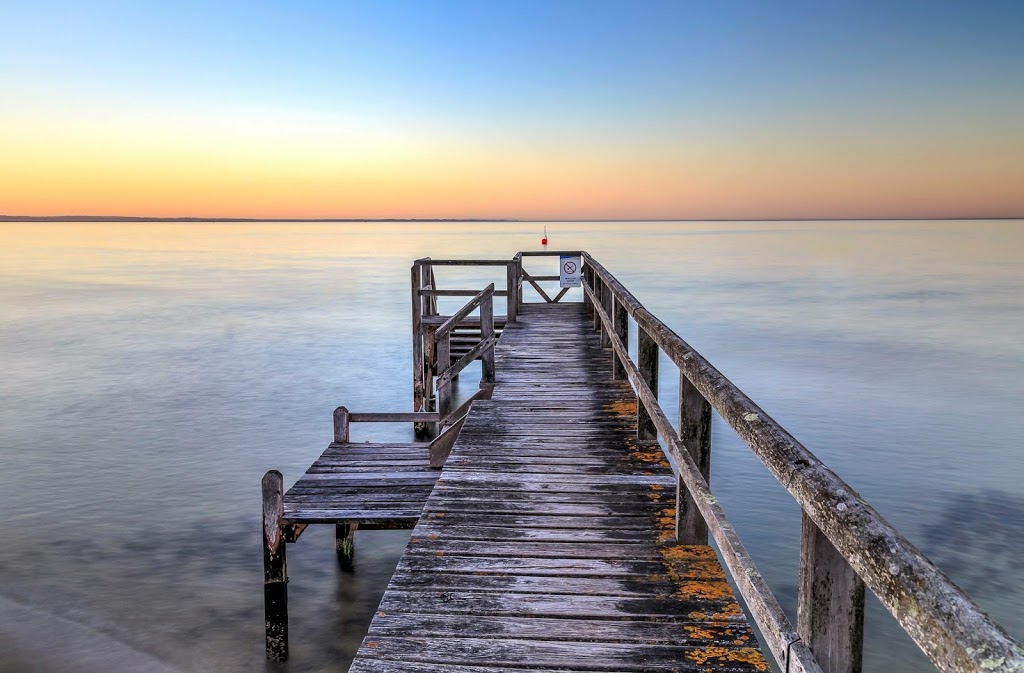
top-left (350, 302), bottom-right (768, 673)
top-left (281, 443), bottom-right (440, 525)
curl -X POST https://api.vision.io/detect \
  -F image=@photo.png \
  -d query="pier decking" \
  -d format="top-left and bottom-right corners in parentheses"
top-left (263, 252), bottom-right (1023, 673)
top-left (351, 303), bottom-right (767, 672)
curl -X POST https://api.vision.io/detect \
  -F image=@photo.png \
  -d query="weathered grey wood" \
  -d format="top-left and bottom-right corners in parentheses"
top-left (348, 412), bottom-right (441, 423)
top-left (411, 263), bottom-right (426, 417)
top-left (480, 290), bottom-right (495, 384)
top-left (336, 522), bottom-right (357, 570)
top-left (677, 371), bottom-right (712, 544)
top-left (421, 316), bottom-right (508, 328)
top-left (367, 613), bottom-right (753, 645)
top-left (436, 330), bottom-right (452, 418)
top-left (583, 281), bottom-right (820, 673)
top-left (517, 250), bottom-right (585, 257)
top-left (421, 289), bottom-right (510, 297)
top-left (600, 285), bottom-right (612, 348)
top-left (425, 264), bottom-right (438, 316)
top-left (333, 405), bottom-right (350, 443)
top-left (416, 259), bottom-right (511, 266)
top-left (524, 274), bottom-right (554, 303)
top-left (436, 334), bottom-right (498, 389)
top-left (351, 298), bottom-right (768, 673)
top-left (436, 283), bottom-right (495, 338)
top-left (582, 253), bottom-right (1023, 673)
top-left (798, 512), bottom-right (865, 673)
top-left (612, 296), bottom-right (628, 380)
top-left (582, 264), bottom-right (594, 313)
top-left (262, 470), bottom-right (288, 661)
top-left (506, 260), bottom-right (519, 323)
top-left (430, 414), bottom-right (466, 467)
top-left (636, 325), bottom-right (658, 441)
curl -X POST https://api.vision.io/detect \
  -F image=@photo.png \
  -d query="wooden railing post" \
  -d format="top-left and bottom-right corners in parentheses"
top-left (582, 265), bottom-right (594, 314)
top-left (798, 512), bottom-right (866, 673)
top-left (612, 297), bottom-right (629, 380)
top-left (333, 406), bottom-right (350, 443)
top-left (437, 331), bottom-right (452, 419)
top-left (506, 260), bottom-right (519, 323)
top-left (637, 326), bottom-right (659, 440)
top-left (676, 373), bottom-right (711, 543)
top-left (262, 470), bottom-right (288, 661)
top-left (421, 263), bottom-right (437, 417)
top-left (480, 291), bottom-right (495, 384)
top-left (600, 284), bottom-right (613, 348)
top-left (593, 278), bottom-right (604, 331)
top-left (411, 262), bottom-right (426, 415)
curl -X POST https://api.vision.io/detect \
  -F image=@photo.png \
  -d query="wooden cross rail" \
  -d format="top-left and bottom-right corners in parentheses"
top-left (434, 283), bottom-right (496, 419)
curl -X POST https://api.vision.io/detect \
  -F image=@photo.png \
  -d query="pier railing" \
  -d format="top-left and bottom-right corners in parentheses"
top-left (409, 251), bottom-right (1022, 673)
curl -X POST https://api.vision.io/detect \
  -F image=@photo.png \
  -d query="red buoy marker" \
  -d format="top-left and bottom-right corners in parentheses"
top-left (541, 226), bottom-right (548, 246)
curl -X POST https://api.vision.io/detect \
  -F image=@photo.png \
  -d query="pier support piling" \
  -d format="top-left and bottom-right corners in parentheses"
top-left (262, 470), bottom-right (289, 662)
top-left (336, 522), bottom-right (357, 571)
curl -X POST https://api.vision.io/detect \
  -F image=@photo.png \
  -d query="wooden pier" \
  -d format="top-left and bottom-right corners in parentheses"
top-left (263, 252), bottom-right (1023, 673)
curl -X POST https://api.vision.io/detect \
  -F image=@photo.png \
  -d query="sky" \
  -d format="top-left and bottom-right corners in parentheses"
top-left (1, 1), bottom-right (1022, 220)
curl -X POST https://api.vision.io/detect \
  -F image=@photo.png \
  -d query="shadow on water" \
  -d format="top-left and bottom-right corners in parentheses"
top-left (921, 489), bottom-right (1024, 602)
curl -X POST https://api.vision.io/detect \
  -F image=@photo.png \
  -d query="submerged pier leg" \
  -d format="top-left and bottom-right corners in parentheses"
top-left (336, 522), bottom-right (358, 570)
top-left (262, 470), bottom-right (289, 662)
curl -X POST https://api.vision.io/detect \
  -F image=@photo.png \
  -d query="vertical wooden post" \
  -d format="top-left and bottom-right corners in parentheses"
top-left (593, 278), bottom-right (603, 331)
top-left (424, 328), bottom-right (436, 414)
top-left (262, 470), bottom-right (288, 662)
top-left (798, 512), bottom-right (866, 673)
top-left (421, 264), bottom-right (437, 417)
top-left (480, 292), bottom-right (495, 384)
top-left (333, 406), bottom-right (350, 443)
top-left (612, 297), bottom-right (629, 380)
top-left (676, 373), bottom-right (711, 543)
top-left (637, 327), bottom-right (659, 441)
top-left (425, 263), bottom-right (438, 316)
top-left (600, 285), bottom-right (612, 348)
top-left (582, 265), bottom-right (593, 314)
top-left (506, 261), bottom-right (518, 323)
top-left (336, 522), bottom-right (357, 570)
top-left (437, 331), bottom-right (452, 419)
top-left (411, 262), bottom-right (425, 415)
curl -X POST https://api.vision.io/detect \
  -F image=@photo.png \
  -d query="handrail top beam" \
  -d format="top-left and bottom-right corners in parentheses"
top-left (436, 283), bottom-right (495, 337)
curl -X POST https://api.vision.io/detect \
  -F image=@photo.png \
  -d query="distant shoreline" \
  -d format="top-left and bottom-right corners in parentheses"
top-left (0, 216), bottom-right (518, 223)
top-left (1, 215), bottom-right (1020, 223)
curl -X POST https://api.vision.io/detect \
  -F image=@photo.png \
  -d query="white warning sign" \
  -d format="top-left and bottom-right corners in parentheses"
top-left (560, 255), bottom-right (582, 288)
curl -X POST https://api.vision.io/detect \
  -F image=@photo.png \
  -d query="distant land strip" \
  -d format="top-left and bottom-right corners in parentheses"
top-left (1, 215), bottom-right (1020, 223)
top-left (0, 215), bottom-right (518, 223)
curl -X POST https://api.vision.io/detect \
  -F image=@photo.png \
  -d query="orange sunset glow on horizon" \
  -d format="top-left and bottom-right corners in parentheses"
top-left (2, 3), bottom-right (1022, 221)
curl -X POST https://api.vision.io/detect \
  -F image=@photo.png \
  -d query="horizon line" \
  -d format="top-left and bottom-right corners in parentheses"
top-left (2, 215), bottom-right (1022, 223)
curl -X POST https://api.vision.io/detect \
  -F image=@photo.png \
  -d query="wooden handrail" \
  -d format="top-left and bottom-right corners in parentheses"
top-left (583, 281), bottom-right (822, 673)
top-left (581, 252), bottom-right (1024, 673)
top-left (433, 284), bottom-right (497, 420)
top-left (436, 283), bottom-right (495, 338)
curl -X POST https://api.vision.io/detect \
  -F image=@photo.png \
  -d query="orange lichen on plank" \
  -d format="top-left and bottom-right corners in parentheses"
top-left (603, 399), bottom-right (638, 416)
top-left (675, 579), bottom-right (735, 600)
top-left (688, 646), bottom-right (768, 671)
top-left (684, 625), bottom-right (719, 641)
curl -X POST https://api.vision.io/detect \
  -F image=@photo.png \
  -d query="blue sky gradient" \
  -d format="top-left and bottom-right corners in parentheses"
top-left (2, 1), bottom-right (1022, 218)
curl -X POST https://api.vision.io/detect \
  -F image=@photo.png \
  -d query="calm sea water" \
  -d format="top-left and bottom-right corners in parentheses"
top-left (0, 220), bottom-right (1021, 672)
